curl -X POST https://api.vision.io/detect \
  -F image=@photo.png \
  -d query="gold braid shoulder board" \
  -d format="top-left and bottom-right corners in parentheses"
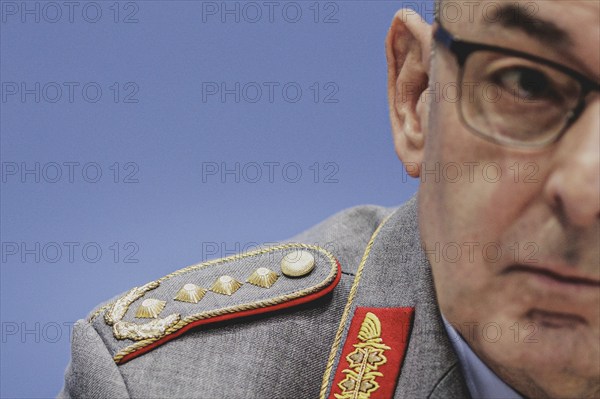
top-left (87, 243), bottom-right (341, 364)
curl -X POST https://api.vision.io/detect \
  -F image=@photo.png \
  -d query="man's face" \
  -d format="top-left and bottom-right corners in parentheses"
top-left (419, 0), bottom-right (599, 396)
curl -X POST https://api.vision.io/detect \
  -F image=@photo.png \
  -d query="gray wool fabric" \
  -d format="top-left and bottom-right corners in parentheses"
top-left (58, 197), bottom-right (470, 398)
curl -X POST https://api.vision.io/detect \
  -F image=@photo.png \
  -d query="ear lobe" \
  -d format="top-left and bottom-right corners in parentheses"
top-left (386, 10), bottom-right (432, 177)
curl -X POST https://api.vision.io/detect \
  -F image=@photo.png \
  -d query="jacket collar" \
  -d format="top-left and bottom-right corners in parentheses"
top-left (322, 196), bottom-right (470, 398)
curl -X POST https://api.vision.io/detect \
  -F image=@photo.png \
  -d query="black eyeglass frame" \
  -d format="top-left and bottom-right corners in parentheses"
top-left (433, 20), bottom-right (600, 149)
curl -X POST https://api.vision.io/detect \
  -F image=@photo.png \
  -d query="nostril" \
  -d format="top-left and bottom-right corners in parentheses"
top-left (553, 194), bottom-right (564, 213)
top-left (551, 194), bottom-right (571, 226)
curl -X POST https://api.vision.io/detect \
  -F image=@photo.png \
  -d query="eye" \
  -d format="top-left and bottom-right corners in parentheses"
top-left (493, 67), bottom-right (555, 101)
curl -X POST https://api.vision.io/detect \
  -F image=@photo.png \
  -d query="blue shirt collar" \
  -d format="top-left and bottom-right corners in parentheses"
top-left (441, 316), bottom-right (523, 399)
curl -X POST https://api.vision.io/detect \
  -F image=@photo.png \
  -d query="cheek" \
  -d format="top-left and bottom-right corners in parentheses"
top-left (420, 100), bottom-right (550, 315)
top-left (423, 100), bottom-right (547, 247)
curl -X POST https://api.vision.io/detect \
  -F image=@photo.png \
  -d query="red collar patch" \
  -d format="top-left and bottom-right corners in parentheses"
top-left (329, 307), bottom-right (414, 399)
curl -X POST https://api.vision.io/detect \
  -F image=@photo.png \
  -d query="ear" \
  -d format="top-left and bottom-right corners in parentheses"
top-left (386, 10), bottom-right (432, 177)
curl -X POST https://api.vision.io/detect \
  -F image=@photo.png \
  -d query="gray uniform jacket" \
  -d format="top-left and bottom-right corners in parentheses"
top-left (59, 196), bottom-right (470, 398)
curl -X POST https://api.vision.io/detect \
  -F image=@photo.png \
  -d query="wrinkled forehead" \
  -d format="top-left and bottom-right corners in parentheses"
top-left (437, 0), bottom-right (600, 79)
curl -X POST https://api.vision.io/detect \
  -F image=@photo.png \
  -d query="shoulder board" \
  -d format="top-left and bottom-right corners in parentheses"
top-left (88, 243), bottom-right (341, 364)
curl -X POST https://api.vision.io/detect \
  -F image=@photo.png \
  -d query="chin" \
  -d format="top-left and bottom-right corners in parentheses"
top-left (476, 336), bottom-right (600, 399)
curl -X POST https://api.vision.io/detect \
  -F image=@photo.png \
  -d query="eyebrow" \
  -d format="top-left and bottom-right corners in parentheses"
top-left (487, 4), bottom-right (573, 48)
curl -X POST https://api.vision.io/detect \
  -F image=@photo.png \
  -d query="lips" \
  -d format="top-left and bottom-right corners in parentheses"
top-left (526, 309), bottom-right (587, 328)
top-left (502, 264), bottom-right (600, 287)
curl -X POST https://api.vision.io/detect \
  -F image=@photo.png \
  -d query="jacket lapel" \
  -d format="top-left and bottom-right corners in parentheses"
top-left (321, 196), bottom-right (471, 398)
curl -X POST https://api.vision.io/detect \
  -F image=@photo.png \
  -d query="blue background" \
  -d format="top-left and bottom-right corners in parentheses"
top-left (0, 1), bottom-right (432, 397)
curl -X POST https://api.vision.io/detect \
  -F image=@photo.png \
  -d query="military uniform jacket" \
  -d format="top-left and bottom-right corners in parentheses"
top-left (59, 197), bottom-right (471, 398)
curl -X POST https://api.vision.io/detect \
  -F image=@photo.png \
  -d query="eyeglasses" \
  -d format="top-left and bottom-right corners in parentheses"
top-left (433, 21), bottom-right (600, 149)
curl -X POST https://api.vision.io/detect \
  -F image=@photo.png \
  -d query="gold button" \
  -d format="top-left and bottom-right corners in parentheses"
top-left (219, 276), bottom-right (233, 284)
top-left (247, 267), bottom-right (279, 288)
top-left (174, 283), bottom-right (207, 303)
top-left (256, 267), bottom-right (270, 276)
top-left (135, 299), bottom-right (166, 319)
top-left (280, 250), bottom-right (315, 277)
top-left (210, 275), bottom-right (242, 295)
top-left (141, 299), bottom-right (155, 307)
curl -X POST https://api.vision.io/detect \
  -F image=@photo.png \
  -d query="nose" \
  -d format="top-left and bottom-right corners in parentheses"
top-left (544, 98), bottom-right (600, 228)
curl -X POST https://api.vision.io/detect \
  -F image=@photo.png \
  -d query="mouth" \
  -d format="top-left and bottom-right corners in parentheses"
top-left (502, 264), bottom-right (599, 328)
top-left (502, 264), bottom-right (600, 288)
top-left (526, 309), bottom-right (587, 328)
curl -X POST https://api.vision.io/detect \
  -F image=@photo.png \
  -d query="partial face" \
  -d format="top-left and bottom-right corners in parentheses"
top-left (420, 0), bottom-right (600, 397)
